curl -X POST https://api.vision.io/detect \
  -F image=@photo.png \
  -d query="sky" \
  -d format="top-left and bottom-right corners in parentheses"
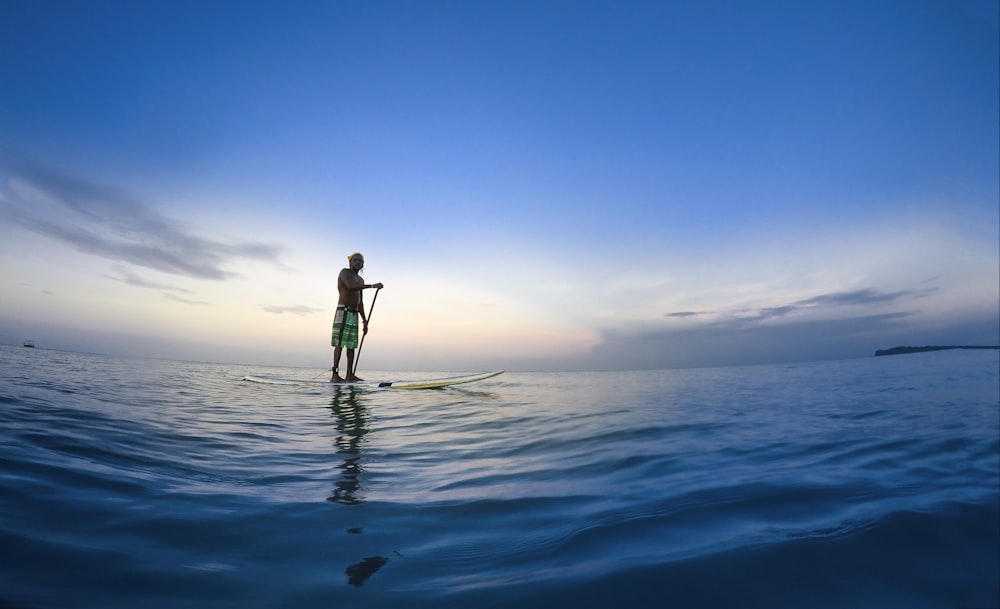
top-left (1, 0), bottom-right (998, 372)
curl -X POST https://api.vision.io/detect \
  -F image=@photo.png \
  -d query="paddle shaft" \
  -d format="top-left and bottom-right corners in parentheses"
top-left (353, 286), bottom-right (380, 373)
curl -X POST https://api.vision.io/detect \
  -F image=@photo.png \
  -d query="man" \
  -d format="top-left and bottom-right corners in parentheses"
top-left (331, 252), bottom-right (383, 382)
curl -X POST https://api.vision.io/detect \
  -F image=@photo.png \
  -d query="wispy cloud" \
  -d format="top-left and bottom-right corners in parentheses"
top-left (794, 288), bottom-right (932, 308)
top-left (666, 287), bottom-right (937, 326)
top-left (261, 304), bottom-right (324, 316)
top-left (163, 293), bottom-right (211, 306)
top-left (554, 282), bottom-right (1000, 369)
top-left (0, 155), bottom-right (283, 280)
top-left (106, 265), bottom-right (194, 293)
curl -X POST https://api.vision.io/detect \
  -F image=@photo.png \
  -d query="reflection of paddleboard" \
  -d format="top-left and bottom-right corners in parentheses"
top-left (243, 370), bottom-right (504, 390)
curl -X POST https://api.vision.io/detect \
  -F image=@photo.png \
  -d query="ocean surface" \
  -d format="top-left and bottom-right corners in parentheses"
top-left (1, 345), bottom-right (997, 609)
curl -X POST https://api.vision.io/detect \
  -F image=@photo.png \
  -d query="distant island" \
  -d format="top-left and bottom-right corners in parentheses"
top-left (874, 345), bottom-right (1000, 357)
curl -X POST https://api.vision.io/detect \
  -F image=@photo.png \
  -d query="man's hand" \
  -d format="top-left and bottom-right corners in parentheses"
top-left (373, 282), bottom-right (384, 289)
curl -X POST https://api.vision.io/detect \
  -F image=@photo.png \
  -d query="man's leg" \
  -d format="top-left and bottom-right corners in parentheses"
top-left (345, 349), bottom-right (358, 381)
top-left (331, 347), bottom-right (344, 382)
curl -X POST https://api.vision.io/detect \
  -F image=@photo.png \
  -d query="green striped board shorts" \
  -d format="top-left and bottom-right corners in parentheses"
top-left (331, 306), bottom-right (360, 349)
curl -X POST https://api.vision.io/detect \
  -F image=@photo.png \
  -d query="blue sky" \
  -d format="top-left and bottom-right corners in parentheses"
top-left (1, 0), bottom-right (997, 371)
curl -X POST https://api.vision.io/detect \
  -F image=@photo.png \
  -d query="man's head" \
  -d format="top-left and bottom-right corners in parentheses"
top-left (348, 252), bottom-right (365, 271)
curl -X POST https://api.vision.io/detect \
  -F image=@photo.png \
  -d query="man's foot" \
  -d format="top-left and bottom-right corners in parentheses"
top-left (346, 375), bottom-right (364, 382)
top-left (330, 372), bottom-right (345, 383)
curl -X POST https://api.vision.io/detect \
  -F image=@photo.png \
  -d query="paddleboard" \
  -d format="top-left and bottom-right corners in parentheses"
top-left (243, 370), bottom-right (504, 390)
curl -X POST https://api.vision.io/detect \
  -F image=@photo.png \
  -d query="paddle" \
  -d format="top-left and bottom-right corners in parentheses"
top-left (353, 286), bottom-right (380, 374)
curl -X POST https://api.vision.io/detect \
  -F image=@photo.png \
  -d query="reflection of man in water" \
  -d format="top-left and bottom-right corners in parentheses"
top-left (328, 385), bottom-right (391, 587)
top-left (327, 385), bottom-right (369, 505)
top-left (346, 556), bottom-right (389, 587)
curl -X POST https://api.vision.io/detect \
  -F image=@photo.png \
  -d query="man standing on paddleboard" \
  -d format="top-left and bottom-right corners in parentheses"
top-left (331, 252), bottom-right (383, 382)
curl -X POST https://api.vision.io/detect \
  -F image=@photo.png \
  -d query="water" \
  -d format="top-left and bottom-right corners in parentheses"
top-left (1, 345), bottom-right (997, 609)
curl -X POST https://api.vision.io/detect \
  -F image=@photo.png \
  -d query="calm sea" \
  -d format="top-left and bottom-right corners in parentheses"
top-left (1, 345), bottom-right (997, 608)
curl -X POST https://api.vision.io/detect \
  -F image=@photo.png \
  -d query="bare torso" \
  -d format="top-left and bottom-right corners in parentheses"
top-left (338, 267), bottom-right (365, 309)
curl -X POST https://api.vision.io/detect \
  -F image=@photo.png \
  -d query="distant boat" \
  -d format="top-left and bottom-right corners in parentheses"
top-left (23, 340), bottom-right (35, 348)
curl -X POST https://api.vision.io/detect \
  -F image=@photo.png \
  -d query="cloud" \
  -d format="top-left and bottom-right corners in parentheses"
top-left (666, 287), bottom-right (938, 326)
top-left (794, 288), bottom-right (933, 308)
top-left (261, 304), bottom-right (325, 316)
top-left (551, 282), bottom-right (1000, 370)
top-left (106, 265), bottom-right (194, 293)
top-left (665, 311), bottom-right (703, 318)
top-left (754, 305), bottom-right (797, 320)
top-left (0, 154), bottom-right (283, 280)
top-left (163, 293), bottom-right (211, 306)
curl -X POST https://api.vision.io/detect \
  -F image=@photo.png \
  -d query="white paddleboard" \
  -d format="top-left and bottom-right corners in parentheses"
top-left (243, 370), bottom-right (504, 390)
